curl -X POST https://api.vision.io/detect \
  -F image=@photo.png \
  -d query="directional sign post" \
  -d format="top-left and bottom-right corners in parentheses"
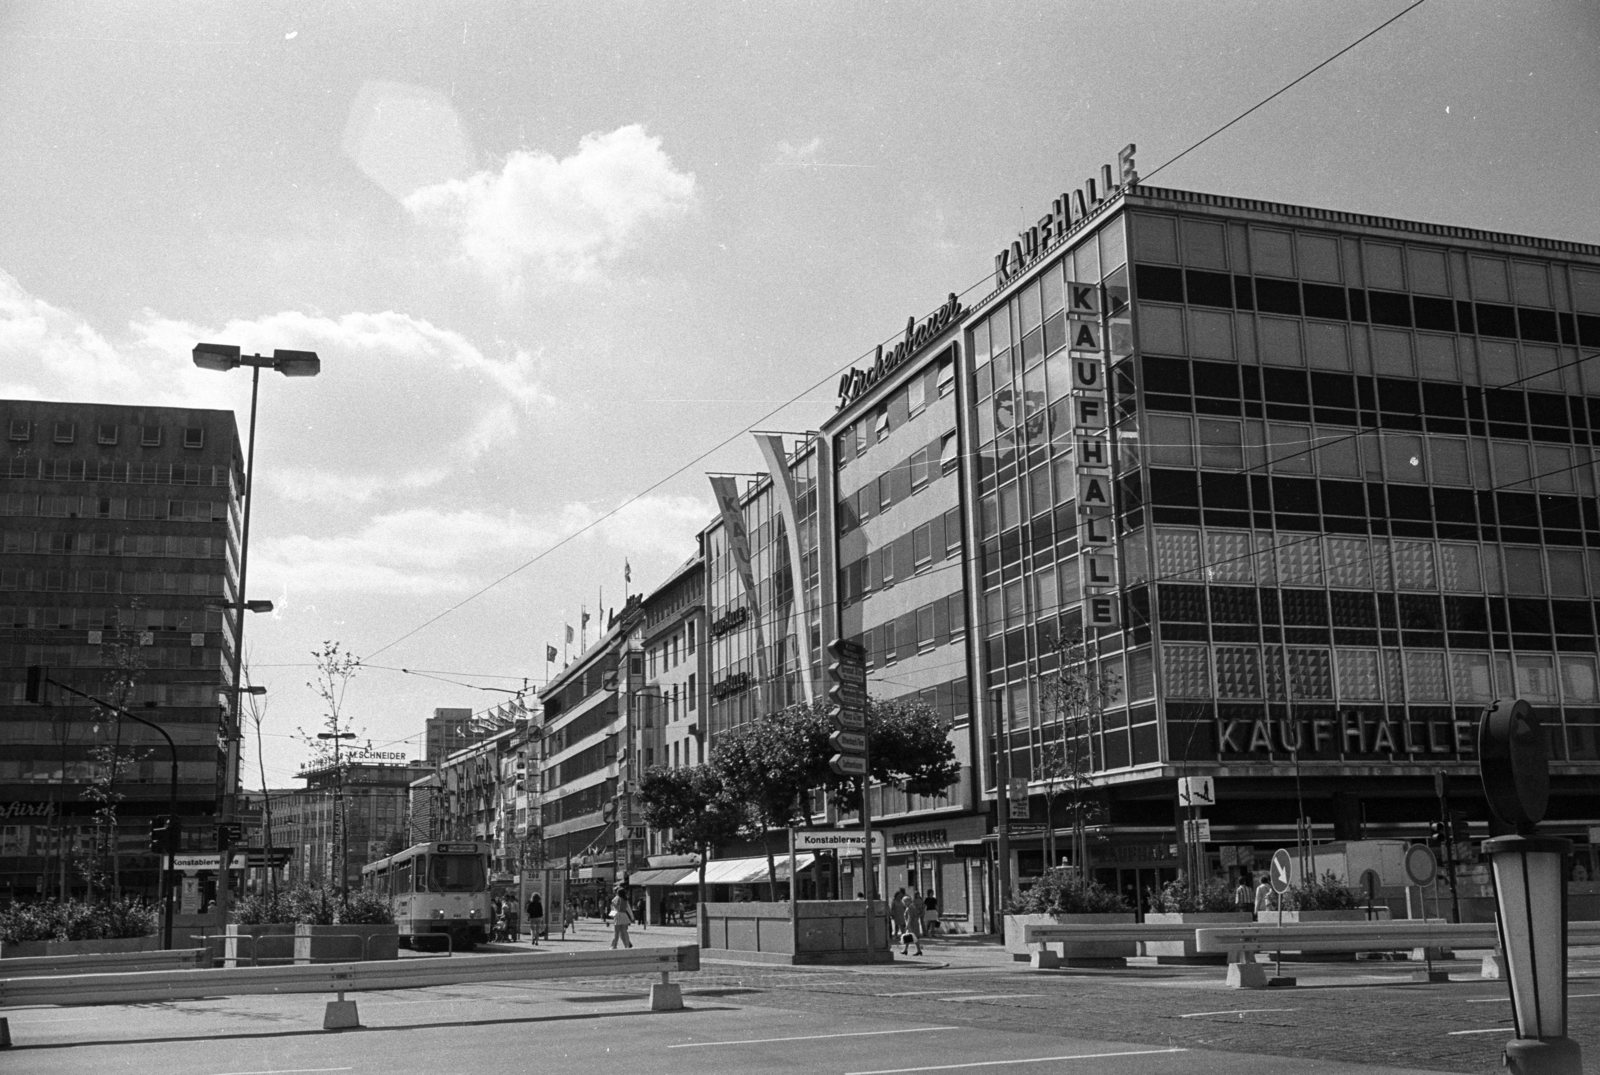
top-left (825, 638), bottom-right (877, 901)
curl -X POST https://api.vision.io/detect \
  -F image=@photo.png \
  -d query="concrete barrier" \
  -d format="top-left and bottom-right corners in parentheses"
top-left (0, 943), bottom-right (699, 1043)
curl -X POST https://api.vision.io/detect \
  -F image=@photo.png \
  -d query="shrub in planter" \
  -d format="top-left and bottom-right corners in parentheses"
top-left (336, 889), bottom-right (394, 926)
top-left (1287, 870), bottom-right (1362, 911)
top-left (288, 885), bottom-right (337, 926)
top-left (0, 898), bottom-right (157, 944)
top-left (1147, 877), bottom-right (1236, 914)
top-left (230, 890), bottom-right (294, 926)
top-left (1006, 868), bottom-right (1130, 915)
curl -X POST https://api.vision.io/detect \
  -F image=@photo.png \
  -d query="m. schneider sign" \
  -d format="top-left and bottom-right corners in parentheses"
top-left (836, 293), bottom-right (962, 411)
top-left (994, 144), bottom-right (1139, 287)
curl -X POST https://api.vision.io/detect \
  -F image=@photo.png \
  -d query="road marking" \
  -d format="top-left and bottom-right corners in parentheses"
top-left (1178, 1008), bottom-right (1297, 1018)
top-left (874, 989), bottom-right (980, 997)
top-left (938, 994), bottom-right (1042, 1002)
top-left (670, 1026), bottom-right (958, 1048)
top-left (1468, 992), bottom-right (1600, 1003)
top-left (208, 1069), bottom-right (355, 1075)
top-left (846, 1047), bottom-right (1189, 1074)
top-left (1447, 1027), bottom-right (1515, 1036)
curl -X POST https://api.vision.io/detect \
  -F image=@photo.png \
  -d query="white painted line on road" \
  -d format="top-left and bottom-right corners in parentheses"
top-left (1447, 1027), bottom-right (1515, 1036)
top-left (1178, 1008), bottom-right (1296, 1018)
top-left (1468, 992), bottom-right (1600, 1003)
top-left (938, 994), bottom-right (1041, 1002)
top-left (874, 989), bottom-right (979, 997)
top-left (670, 1026), bottom-right (959, 1048)
top-left (845, 1047), bottom-right (1189, 1074)
top-left (208, 1069), bottom-right (354, 1075)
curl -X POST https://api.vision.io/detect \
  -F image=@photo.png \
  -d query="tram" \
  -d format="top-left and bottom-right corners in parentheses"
top-left (362, 840), bottom-right (492, 950)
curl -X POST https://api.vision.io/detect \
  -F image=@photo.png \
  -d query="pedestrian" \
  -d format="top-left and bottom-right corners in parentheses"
top-left (610, 887), bottom-right (634, 949)
top-left (922, 889), bottom-right (940, 936)
top-left (635, 895), bottom-right (646, 930)
top-left (1253, 874), bottom-right (1274, 915)
top-left (490, 897), bottom-right (505, 942)
top-left (1234, 873), bottom-right (1253, 912)
top-left (525, 892), bottom-right (544, 945)
top-left (906, 890), bottom-right (926, 956)
top-left (890, 888), bottom-right (912, 954)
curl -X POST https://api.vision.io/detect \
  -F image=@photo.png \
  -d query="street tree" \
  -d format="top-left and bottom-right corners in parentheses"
top-left (637, 764), bottom-right (744, 928)
top-left (1038, 635), bottom-right (1119, 876)
top-left (300, 641), bottom-right (363, 892)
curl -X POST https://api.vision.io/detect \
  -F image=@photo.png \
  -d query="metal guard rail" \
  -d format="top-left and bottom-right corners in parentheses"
top-left (1194, 920), bottom-right (1600, 954)
top-left (0, 949), bottom-right (210, 978)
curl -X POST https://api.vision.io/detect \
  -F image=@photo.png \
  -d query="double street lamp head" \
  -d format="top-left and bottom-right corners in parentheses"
top-left (317, 732), bottom-right (357, 741)
top-left (192, 342), bottom-right (322, 377)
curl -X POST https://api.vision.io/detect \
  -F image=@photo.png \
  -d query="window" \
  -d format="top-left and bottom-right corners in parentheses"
top-left (913, 523), bottom-right (932, 566)
top-left (874, 408), bottom-right (890, 443)
top-left (687, 621), bottom-right (696, 653)
top-left (183, 427), bottom-right (204, 449)
top-left (910, 447), bottom-right (930, 490)
top-left (687, 673), bottom-right (696, 710)
top-left (908, 371), bottom-right (926, 415)
top-left (8, 420), bottom-right (28, 441)
top-left (939, 431), bottom-right (958, 472)
top-left (878, 474), bottom-right (892, 512)
top-left (140, 425), bottom-right (161, 447)
top-left (53, 422), bottom-right (75, 444)
top-left (97, 424), bottom-right (118, 445)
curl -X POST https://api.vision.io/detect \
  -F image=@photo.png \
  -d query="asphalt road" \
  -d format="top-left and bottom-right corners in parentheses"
top-left (2, 928), bottom-right (1597, 1075)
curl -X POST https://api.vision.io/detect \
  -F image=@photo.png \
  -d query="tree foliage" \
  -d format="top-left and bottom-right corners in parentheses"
top-left (637, 764), bottom-right (744, 858)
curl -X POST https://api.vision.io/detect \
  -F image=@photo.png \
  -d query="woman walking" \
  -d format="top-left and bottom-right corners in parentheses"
top-left (610, 887), bottom-right (634, 949)
top-left (525, 891), bottom-right (544, 945)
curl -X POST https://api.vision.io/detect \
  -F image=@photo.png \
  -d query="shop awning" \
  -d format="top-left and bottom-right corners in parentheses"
top-left (679, 854), bottom-right (815, 885)
top-left (627, 866), bottom-right (695, 887)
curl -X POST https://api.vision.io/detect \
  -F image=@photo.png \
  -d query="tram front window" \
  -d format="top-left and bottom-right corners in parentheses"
top-left (420, 854), bottom-right (486, 892)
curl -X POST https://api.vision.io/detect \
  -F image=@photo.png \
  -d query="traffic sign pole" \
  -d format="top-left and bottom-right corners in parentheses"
top-left (826, 640), bottom-right (874, 902)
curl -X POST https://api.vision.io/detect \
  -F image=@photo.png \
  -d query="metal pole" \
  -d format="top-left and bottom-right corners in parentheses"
top-left (1438, 772), bottom-right (1461, 924)
top-left (991, 687), bottom-right (1011, 932)
top-left (217, 364), bottom-right (260, 925)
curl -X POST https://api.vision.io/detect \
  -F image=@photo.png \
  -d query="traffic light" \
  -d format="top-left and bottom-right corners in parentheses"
top-left (25, 665), bottom-right (47, 704)
top-left (149, 816), bottom-right (179, 855)
top-left (1449, 811), bottom-right (1471, 846)
top-left (215, 822), bottom-right (244, 849)
top-left (1428, 821), bottom-right (1446, 845)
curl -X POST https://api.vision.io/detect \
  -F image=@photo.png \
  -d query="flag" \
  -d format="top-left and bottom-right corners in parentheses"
top-left (546, 644), bottom-right (557, 663)
top-left (565, 624), bottom-right (574, 643)
top-left (581, 609), bottom-right (591, 629)
top-left (624, 560), bottom-right (631, 584)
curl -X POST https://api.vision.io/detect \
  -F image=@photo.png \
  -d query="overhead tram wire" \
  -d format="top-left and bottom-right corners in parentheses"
top-left (1139, 0), bottom-right (1432, 186)
top-left (361, 0), bottom-right (1436, 669)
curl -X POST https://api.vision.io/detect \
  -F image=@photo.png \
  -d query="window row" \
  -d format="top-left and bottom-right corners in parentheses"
top-left (834, 355), bottom-right (956, 467)
top-left (1141, 355), bottom-right (1598, 442)
top-left (2, 530), bottom-right (229, 560)
top-left (3, 457), bottom-right (232, 486)
top-left (1, 640), bottom-right (220, 670)
top-left (0, 678), bottom-right (220, 706)
top-left (972, 225), bottom-right (1127, 368)
top-left (836, 428), bottom-right (958, 535)
top-left (1129, 213), bottom-right (1598, 310)
top-left (0, 494), bottom-right (234, 524)
top-left (1160, 642), bottom-right (1598, 708)
top-left (0, 568), bottom-right (228, 596)
top-left (838, 506), bottom-right (962, 605)
top-left (0, 759), bottom-right (220, 783)
top-left (1143, 469), bottom-right (1600, 543)
top-left (1134, 527), bottom-right (1600, 598)
top-left (0, 605), bottom-right (226, 631)
top-left (983, 556), bottom-right (1086, 636)
top-left (995, 648), bottom-right (1155, 730)
top-left (6, 420), bottom-right (213, 449)
top-left (854, 592), bottom-right (967, 669)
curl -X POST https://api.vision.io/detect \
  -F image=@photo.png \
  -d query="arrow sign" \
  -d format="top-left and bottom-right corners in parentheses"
top-left (829, 729), bottom-right (867, 754)
top-left (829, 753), bottom-right (868, 777)
top-left (1270, 848), bottom-right (1293, 894)
top-left (830, 661), bottom-right (867, 685)
top-left (829, 681), bottom-right (867, 709)
top-left (828, 705), bottom-right (865, 732)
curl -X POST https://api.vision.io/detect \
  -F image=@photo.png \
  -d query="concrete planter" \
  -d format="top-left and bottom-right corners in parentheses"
top-left (293, 923), bottom-right (400, 964)
top-left (701, 901), bottom-right (892, 965)
top-left (1004, 912), bottom-right (1136, 967)
top-left (1142, 911), bottom-right (1255, 964)
top-left (0, 934), bottom-right (161, 959)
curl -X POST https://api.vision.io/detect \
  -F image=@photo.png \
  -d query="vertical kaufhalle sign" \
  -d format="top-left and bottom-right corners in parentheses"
top-left (1069, 280), bottom-right (1132, 628)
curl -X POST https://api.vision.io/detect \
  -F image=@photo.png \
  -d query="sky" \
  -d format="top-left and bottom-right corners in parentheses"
top-left (3, 1), bottom-right (1599, 789)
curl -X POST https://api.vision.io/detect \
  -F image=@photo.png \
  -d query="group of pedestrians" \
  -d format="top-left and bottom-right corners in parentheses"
top-left (889, 887), bottom-right (938, 956)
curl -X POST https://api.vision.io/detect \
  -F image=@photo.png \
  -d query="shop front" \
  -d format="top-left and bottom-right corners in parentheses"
top-left (877, 815), bottom-right (988, 935)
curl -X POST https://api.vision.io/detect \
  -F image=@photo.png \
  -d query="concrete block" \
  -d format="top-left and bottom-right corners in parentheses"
top-left (1029, 948), bottom-right (1062, 970)
top-left (1481, 953), bottom-right (1504, 979)
top-left (323, 999), bottom-right (360, 1029)
top-left (649, 982), bottom-right (683, 1011)
top-left (1226, 961), bottom-right (1268, 989)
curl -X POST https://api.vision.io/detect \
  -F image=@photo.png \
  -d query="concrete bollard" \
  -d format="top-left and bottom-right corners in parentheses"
top-left (323, 992), bottom-right (361, 1029)
top-left (649, 972), bottom-right (683, 1011)
top-left (0, 1016), bottom-right (10, 1048)
top-left (1481, 952), bottom-right (1504, 979)
top-left (1227, 961), bottom-right (1268, 988)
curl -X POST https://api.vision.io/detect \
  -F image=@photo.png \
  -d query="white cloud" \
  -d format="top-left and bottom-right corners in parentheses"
top-left (774, 137), bottom-right (823, 166)
top-left (0, 271), bottom-right (551, 505)
top-left (405, 124), bottom-right (697, 289)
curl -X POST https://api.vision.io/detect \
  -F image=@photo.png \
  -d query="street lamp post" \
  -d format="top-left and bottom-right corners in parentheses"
top-left (317, 731), bottom-right (356, 898)
top-left (192, 343), bottom-right (319, 921)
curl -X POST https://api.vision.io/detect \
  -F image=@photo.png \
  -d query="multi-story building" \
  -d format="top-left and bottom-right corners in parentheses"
top-left (536, 602), bottom-right (642, 893)
top-left (425, 707), bottom-right (484, 768)
top-left (632, 556), bottom-right (706, 778)
top-left (0, 400), bottom-right (242, 901)
top-left (434, 717), bottom-right (536, 888)
top-left (270, 757), bottom-right (427, 889)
